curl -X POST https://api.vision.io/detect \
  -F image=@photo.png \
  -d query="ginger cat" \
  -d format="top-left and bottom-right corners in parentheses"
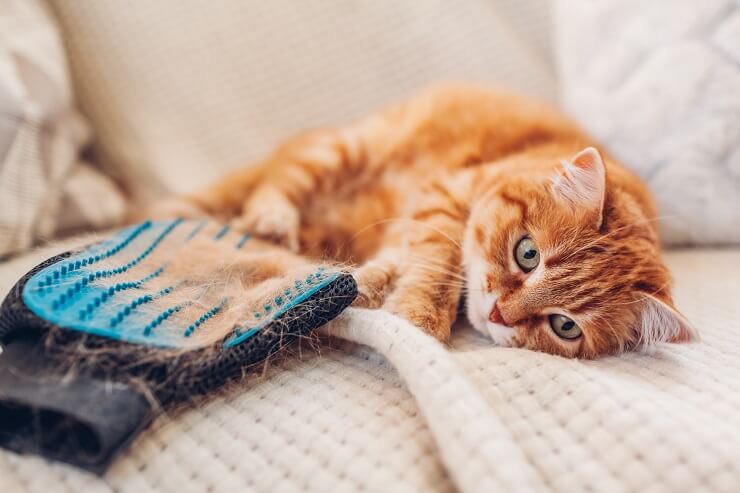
top-left (150, 85), bottom-right (697, 358)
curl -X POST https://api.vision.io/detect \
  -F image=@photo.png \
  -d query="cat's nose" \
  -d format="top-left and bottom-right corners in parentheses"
top-left (489, 302), bottom-right (511, 327)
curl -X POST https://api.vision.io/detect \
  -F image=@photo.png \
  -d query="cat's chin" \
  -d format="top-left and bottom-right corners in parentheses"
top-left (468, 314), bottom-right (516, 347)
top-left (466, 291), bottom-right (516, 346)
top-left (484, 322), bottom-right (516, 346)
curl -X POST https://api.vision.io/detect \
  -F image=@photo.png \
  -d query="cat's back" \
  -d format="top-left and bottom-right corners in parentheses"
top-left (401, 83), bottom-right (580, 135)
top-left (298, 85), bottom-right (600, 261)
top-left (361, 83), bottom-right (586, 171)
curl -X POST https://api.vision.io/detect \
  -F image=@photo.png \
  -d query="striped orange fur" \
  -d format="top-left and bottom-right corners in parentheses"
top-left (149, 85), bottom-right (697, 358)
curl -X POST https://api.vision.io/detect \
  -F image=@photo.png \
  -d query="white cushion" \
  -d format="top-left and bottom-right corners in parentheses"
top-left (49, 0), bottom-right (555, 203)
top-left (0, 0), bottom-right (124, 257)
top-left (555, 0), bottom-right (740, 245)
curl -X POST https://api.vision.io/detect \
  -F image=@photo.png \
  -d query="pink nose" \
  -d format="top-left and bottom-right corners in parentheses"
top-left (489, 303), bottom-right (510, 326)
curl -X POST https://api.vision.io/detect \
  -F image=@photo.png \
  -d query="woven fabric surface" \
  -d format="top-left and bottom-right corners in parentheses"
top-left (47, 0), bottom-right (555, 204)
top-left (1, 234), bottom-right (739, 492)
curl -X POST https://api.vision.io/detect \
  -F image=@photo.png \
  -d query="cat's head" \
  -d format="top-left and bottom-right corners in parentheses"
top-left (463, 147), bottom-right (698, 358)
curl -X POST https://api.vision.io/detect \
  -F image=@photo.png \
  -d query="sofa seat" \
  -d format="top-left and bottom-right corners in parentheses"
top-left (1, 238), bottom-right (739, 493)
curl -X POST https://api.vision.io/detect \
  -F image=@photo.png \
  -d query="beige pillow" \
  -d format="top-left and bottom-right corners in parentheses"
top-left (49, 0), bottom-right (556, 204)
top-left (0, 0), bottom-right (125, 257)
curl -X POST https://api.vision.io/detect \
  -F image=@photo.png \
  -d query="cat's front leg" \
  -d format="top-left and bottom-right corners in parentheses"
top-left (231, 185), bottom-right (301, 251)
top-left (382, 246), bottom-right (464, 342)
top-left (229, 130), bottom-right (365, 251)
top-left (352, 253), bottom-right (400, 309)
top-left (377, 177), bottom-right (471, 342)
top-left (352, 248), bottom-right (461, 341)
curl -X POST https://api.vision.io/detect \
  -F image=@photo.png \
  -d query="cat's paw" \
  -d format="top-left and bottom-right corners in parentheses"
top-left (136, 197), bottom-right (207, 222)
top-left (384, 298), bottom-right (452, 342)
top-left (232, 199), bottom-right (300, 252)
top-left (352, 261), bottom-right (397, 308)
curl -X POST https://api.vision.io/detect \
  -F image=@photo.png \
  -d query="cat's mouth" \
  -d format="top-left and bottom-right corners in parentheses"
top-left (466, 292), bottom-right (516, 346)
top-left (486, 302), bottom-right (516, 346)
top-left (486, 322), bottom-right (516, 346)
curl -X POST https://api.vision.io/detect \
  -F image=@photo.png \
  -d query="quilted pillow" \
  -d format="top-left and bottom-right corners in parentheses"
top-left (0, 0), bottom-right (125, 257)
top-left (555, 0), bottom-right (740, 245)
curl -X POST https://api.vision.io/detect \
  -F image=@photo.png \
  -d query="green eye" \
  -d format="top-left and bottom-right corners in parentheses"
top-left (514, 236), bottom-right (540, 272)
top-left (548, 314), bottom-right (582, 340)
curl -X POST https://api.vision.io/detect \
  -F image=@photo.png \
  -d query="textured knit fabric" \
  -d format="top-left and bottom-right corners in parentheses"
top-left (47, 0), bottom-right (556, 204)
top-left (0, 0), bottom-right (125, 257)
top-left (555, 0), bottom-right (740, 245)
top-left (1, 237), bottom-right (739, 493)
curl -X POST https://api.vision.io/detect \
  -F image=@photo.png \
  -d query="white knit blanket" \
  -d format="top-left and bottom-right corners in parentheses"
top-left (1, 239), bottom-right (740, 492)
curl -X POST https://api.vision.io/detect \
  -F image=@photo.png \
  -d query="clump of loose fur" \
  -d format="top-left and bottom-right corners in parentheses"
top-left (25, 222), bottom-right (348, 405)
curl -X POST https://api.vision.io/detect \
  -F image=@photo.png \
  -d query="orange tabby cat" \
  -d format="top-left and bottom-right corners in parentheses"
top-left (149, 84), bottom-right (697, 358)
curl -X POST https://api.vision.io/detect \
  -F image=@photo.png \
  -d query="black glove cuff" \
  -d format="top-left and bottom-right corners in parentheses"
top-left (0, 332), bottom-right (153, 473)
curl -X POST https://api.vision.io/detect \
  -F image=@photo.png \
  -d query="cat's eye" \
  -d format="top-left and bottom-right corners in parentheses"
top-left (549, 314), bottom-right (582, 340)
top-left (514, 236), bottom-right (540, 273)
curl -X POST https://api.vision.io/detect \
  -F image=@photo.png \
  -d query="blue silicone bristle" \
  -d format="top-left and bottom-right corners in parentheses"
top-left (213, 224), bottom-right (230, 240)
top-left (235, 233), bottom-right (251, 250)
top-left (143, 303), bottom-right (188, 336)
top-left (42, 221), bottom-right (152, 288)
top-left (183, 299), bottom-right (227, 337)
top-left (223, 266), bottom-right (337, 348)
top-left (21, 220), bottom-right (341, 350)
top-left (186, 219), bottom-right (208, 241)
top-left (109, 284), bottom-right (175, 328)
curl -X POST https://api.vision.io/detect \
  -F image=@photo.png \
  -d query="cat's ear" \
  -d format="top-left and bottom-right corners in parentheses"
top-left (551, 147), bottom-right (607, 228)
top-left (636, 294), bottom-right (699, 346)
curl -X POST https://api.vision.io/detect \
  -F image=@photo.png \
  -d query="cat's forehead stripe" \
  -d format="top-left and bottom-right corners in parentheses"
top-left (499, 191), bottom-right (528, 217)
